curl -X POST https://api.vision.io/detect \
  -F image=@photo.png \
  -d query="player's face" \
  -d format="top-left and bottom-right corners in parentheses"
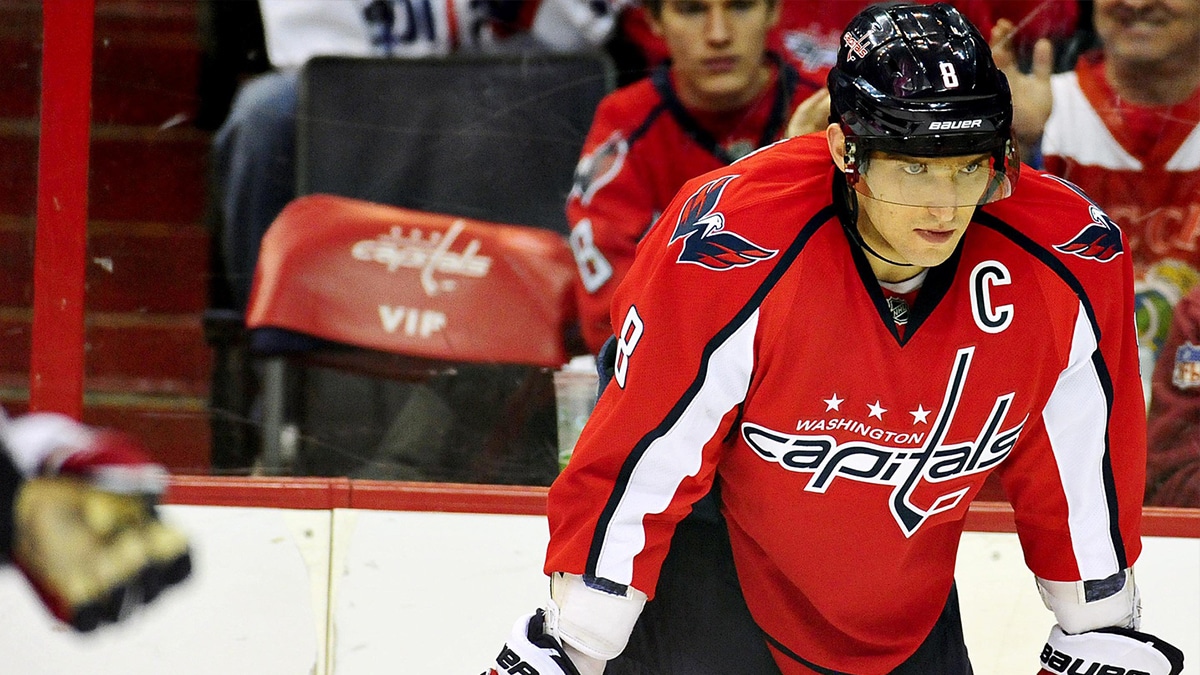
top-left (858, 152), bottom-right (995, 209)
top-left (1094, 0), bottom-right (1200, 66)
top-left (855, 153), bottom-right (984, 278)
top-left (649, 0), bottom-right (780, 112)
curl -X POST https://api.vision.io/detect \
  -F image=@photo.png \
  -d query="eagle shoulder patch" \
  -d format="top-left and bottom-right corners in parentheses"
top-left (1045, 174), bottom-right (1124, 263)
top-left (669, 175), bottom-right (777, 270)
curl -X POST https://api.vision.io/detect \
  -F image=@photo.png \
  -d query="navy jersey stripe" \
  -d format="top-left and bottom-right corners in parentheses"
top-left (626, 101), bottom-right (667, 150)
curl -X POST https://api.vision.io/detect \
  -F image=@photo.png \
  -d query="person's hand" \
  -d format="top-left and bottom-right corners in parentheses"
top-left (13, 476), bottom-right (191, 631)
top-left (990, 18), bottom-right (1054, 147)
top-left (4, 413), bottom-right (191, 631)
top-left (786, 88), bottom-right (831, 138)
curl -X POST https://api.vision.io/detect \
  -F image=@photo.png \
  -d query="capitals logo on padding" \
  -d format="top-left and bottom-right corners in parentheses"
top-left (670, 175), bottom-right (777, 270)
top-left (1048, 175), bottom-right (1124, 262)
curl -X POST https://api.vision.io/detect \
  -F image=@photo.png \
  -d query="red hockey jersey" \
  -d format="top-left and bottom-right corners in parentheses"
top-left (567, 58), bottom-right (802, 352)
top-left (547, 135), bottom-right (1146, 674)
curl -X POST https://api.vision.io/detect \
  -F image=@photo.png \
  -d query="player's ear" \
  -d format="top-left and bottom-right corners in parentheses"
top-left (827, 124), bottom-right (847, 171)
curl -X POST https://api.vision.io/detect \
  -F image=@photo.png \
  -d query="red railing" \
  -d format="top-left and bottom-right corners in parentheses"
top-left (31, 0), bottom-right (94, 417)
top-left (165, 475), bottom-right (1200, 537)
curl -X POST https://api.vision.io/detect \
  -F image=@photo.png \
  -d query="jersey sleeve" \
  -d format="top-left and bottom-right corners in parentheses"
top-left (566, 99), bottom-right (662, 354)
top-left (547, 169), bottom-right (795, 597)
top-left (1145, 289), bottom-right (1200, 507)
top-left (992, 179), bottom-right (1146, 585)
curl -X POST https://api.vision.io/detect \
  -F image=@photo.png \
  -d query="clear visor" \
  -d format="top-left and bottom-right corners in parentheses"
top-left (852, 143), bottom-right (1019, 208)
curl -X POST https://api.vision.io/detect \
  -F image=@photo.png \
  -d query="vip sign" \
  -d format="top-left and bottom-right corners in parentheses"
top-left (378, 306), bottom-right (447, 338)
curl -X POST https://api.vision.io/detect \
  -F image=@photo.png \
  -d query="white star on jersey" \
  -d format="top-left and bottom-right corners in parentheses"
top-left (867, 400), bottom-right (886, 420)
top-left (824, 394), bottom-right (843, 412)
top-left (910, 405), bottom-right (931, 425)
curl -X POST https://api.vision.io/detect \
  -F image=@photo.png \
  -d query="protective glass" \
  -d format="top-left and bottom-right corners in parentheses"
top-left (850, 142), bottom-right (1019, 208)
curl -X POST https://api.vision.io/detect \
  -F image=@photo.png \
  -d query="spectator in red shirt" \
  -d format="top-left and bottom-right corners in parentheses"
top-left (996, 0), bottom-right (1200, 405)
top-left (617, 0), bottom-right (1079, 88)
top-left (568, 0), bottom-right (805, 352)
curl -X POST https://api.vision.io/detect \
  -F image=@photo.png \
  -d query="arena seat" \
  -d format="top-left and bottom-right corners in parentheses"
top-left (233, 52), bottom-right (613, 481)
top-left (296, 52), bottom-right (616, 236)
top-left (247, 195), bottom-right (576, 366)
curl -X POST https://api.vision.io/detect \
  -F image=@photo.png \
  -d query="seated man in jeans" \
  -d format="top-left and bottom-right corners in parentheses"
top-left (214, 0), bottom-right (621, 310)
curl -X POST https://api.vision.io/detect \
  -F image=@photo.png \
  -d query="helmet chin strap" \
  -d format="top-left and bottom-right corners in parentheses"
top-left (840, 182), bottom-right (915, 268)
top-left (857, 233), bottom-right (916, 268)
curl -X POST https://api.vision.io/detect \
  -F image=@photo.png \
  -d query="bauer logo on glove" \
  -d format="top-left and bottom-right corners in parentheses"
top-left (1039, 625), bottom-right (1185, 675)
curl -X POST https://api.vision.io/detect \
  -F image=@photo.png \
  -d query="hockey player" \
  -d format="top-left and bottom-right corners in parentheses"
top-left (0, 411), bottom-right (191, 632)
top-left (567, 0), bottom-right (804, 353)
top-left (488, 3), bottom-right (1183, 675)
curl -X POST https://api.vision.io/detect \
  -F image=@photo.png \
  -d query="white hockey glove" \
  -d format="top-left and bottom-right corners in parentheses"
top-left (485, 571), bottom-right (647, 674)
top-left (1038, 624), bottom-right (1184, 675)
top-left (484, 609), bottom-right (583, 675)
top-left (3, 413), bottom-right (191, 631)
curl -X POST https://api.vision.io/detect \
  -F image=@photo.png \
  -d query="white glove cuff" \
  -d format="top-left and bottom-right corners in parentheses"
top-left (1, 413), bottom-right (93, 477)
top-left (1037, 568), bottom-right (1140, 634)
top-left (545, 572), bottom-right (647, 661)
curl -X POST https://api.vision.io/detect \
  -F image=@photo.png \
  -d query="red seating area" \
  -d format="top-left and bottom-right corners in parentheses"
top-left (0, 0), bottom-right (213, 471)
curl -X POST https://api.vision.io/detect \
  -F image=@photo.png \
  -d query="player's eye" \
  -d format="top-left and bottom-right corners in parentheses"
top-left (727, 0), bottom-right (758, 12)
top-left (673, 0), bottom-right (707, 15)
top-left (960, 162), bottom-right (983, 175)
top-left (902, 163), bottom-right (926, 175)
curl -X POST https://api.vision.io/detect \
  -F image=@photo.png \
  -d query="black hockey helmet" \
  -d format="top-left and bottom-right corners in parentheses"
top-left (827, 2), bottom-right (1019, 207)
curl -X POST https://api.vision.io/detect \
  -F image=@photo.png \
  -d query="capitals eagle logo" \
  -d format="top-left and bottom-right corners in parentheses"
top-left (1047, 175), bottom-right (1124, 262)
top-left (670, 175), bottom-right (777, 270)
top-left (570, 131), bottom-right (627, 207)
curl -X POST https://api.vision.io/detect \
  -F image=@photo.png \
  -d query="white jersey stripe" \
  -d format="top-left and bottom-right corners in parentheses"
top-left (1042, 300), bottom-right (1121, 579)
top-left (595, 309), bottom-right (760, 585)
top-left (1166, 124), bottom-right (1200, 172)
top-left (1043, 72), bottom-right (1141, 171)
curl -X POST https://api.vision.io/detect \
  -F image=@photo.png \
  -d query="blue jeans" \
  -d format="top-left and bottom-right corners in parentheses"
top-left (212, 70), bottom-right (300, 311)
